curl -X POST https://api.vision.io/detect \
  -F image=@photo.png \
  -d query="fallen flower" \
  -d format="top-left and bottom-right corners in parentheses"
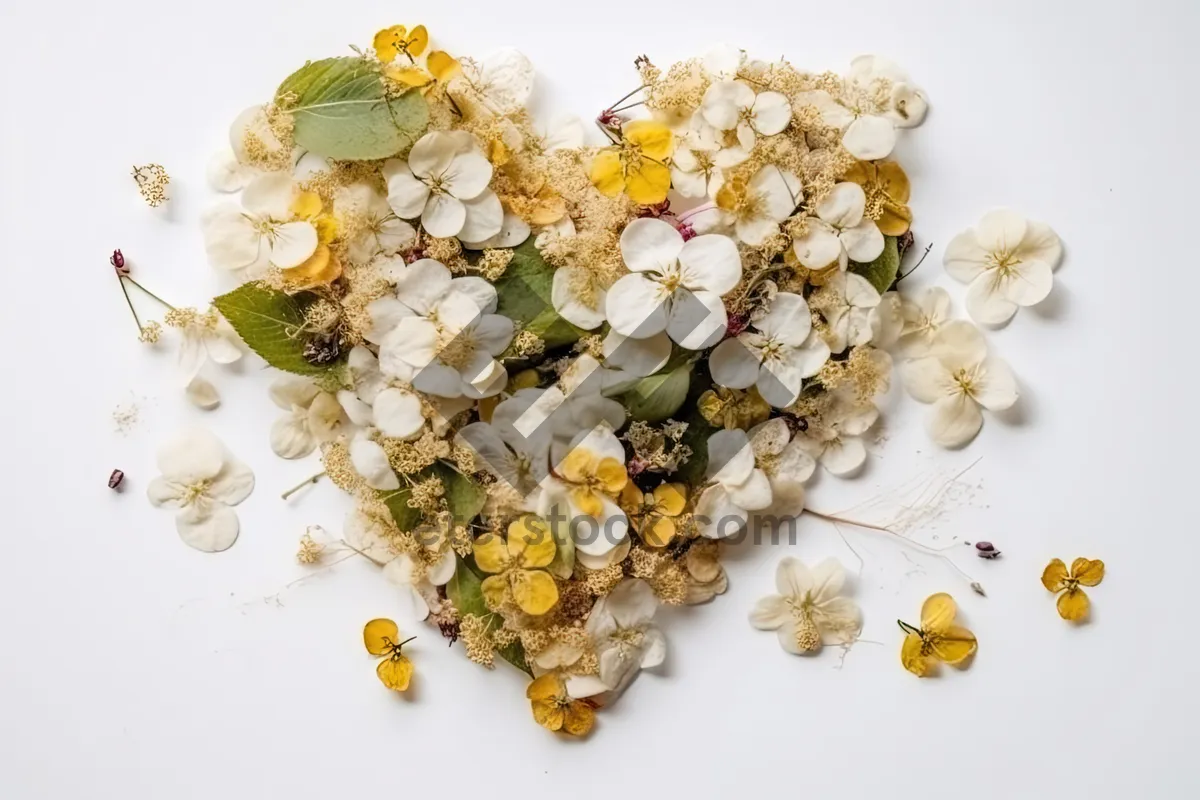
top-left (1041, 558), bottom-right (1104, 621)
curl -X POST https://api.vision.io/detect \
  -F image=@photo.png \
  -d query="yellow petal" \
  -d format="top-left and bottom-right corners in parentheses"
top-left (560, 448), bottom-right (596, 484)
top-left (473, 533), bottom-right (510, 574)
top-left (488, 138), bottom-right (510, 167)
top-left (562, 701), bottom-right (596, 736)
top-left (841, 160), bottom-right (874, 187)
top-left (363, 618), bottom-right (400, 656)
top-left (589, 150), bottom-right (625, 197)
top-left (620, 482), bottom-right (645, 515)
top-left (372, 26), bottom-right (404, 63)
top-left (877, 203), bottom-right (913, 236)
top-left (376, 654), bottom-right (413, 691)
top-left (529, 189), bottom-right (567, 225)
top-left (1041, 559), bottom-right (1069, 592)
top-left (595, 457), bottom-right (628, 495)
top-left (477, 394), bottom-right (499, 424)
top-left (625, 160), bottom-right (671, 206)
top-left (653, 483), bottom-right (687, 517)
top-left (531, 699), bottom-right (565, 731)
top-left (571, 488), bottom-right (604, 518)
top-left (1071, 558), bottom-right (1105, 586)
top-left (526, 672), bottom-right (561, 701)
top-left (509, 369), bottom-right (540, 392)
top-left (405, 24), bottom-right (429, 57)
top-left (1057, 588), bottom-right (1090, 621)
top-left (481, 574), bottom-right (509, 610)
top-left (512, 569), bottom-right (559, 616)
top-left (509, 515), bottom-right (556, 568)
top-left (900, 632), bottom-right (931, 677)
top-left (919, 592), bottom-right (959, 635)
top-left (929, 625), bottom-right (977, 665)
top-left (427, 50), bottom-right (461, 82)
top-left (624, 120), bottom-right (674, 161)
top-left (385, 65), bottom-right (433, 88)
top-left (281, 245), bottom-right (342, 289)
top-left (314, 215), bottom-right (339, 244)
top-left (641, 515), bottom-right (676, 548)
top-left (878, 160), bottom-right (911, 203)
top-left (290, 191), bottom-right (323, 220)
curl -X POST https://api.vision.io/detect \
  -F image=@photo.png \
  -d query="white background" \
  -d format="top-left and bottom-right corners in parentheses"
top-left (1, 1), bottom-right (1197, 797)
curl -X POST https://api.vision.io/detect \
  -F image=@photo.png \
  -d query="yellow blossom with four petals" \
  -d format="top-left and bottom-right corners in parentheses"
top-left (1042, 558), bottom-right (1104, 621)
top-left (363, 618), bottom-right (416, 692)
top-left (898, 593), bottom-right (977, 677)
top-left (373, 25), bottom-right (429, 63)
top-left (620, 482), bottom-right (688, 547)
top-left (526, 673), bottom-right (596, 736)
top-left (843, 159), bottom-right (912, 236)
top-left (280, 191), bottom-right (343, 288)
top-left (590, 120), bottom-right (674, 205)
top-left (559, 447), bottom-right (628, 518)
top-left (474, 515), bottom-right (559, 615)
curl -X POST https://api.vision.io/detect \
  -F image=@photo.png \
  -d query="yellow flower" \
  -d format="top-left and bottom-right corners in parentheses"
top-left (526, 673), bottom-right (596, 736)
top-left (620, 482), bottom-right (687, 547)
top-left (559, 447), bottom-right (628, 518)
top-left (697, 386), bottom-right (772, 430)
top-left (1042, 558), bottom-right (1104, 622)
top-left (384, 50), bottom-right (461, 91)
top-left (281, 192), bottom-right (342, 288)
top-left (373, 24), bottom-right (428, 63)
top-left (363, 618), bottom-right (415, 692)
top-left (898, 593), bottom-right (977, 677)
top-left (474, 516), bottom-right (559, 616)
top-left (590, 120), bottom-right (674, 206)
top-left (843, 160), bottom-right (912, 236)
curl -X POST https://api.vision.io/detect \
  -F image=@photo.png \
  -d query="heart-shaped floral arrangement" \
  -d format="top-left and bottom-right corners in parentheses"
top-left (134, 24), bottom-right (1079, 738)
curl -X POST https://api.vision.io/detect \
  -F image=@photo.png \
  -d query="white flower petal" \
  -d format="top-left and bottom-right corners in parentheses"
top-left (1001, 258), bottom-right (1054, 308)
top-left (374, 388), bottom-right (425, 440)
top-left (382, 161), bottom-right (431, 219)
top-left (427, 549), bottom-right (458, 586)
top-left (407, 132), bottom-right (457, 179)
top-left (442, 151), bottom-right (493, 200)
top-left (475, 48), bottom-right (535, 111)
top-left (943, 229), bottom-right (989, 284)
top-left (973, 358), bottom-right (1019, 411)
top-left (841, 114), bottom-right (896, 160)
top-left (206, 149), bottom-right (253, 193)
top-left (380, 317), bottom-right (439, 375)
top-left (793, 222), bottom-right (843, 269)
top-left (775, 556), bottom-right (813, 598)
top-left (707, 429), bottom-right (755, 485)
top-left (473, 314), bottom-right (515, 356)
top-left (903, 357), bottom-right (953, 403)
top-left (841, 220), bottom-right (885, 263)
top-left (640, 626), bottom-right (666, 668)
top-left (796, 90), bottom-right (855, 130)
top-left (457, 190), bottom-right (504, 243)
top-left (462, 211), bottom-right (530, 249)
top-left (605, 273), bottom-right (669, 338)
top-left (757, 355), bottom-right (804, 408)
top-left (185, 376), bottom-right (221, 410)
top-left (157, 429), bottom-right (224, 483)
top-left (606, 578), bottom-right (658, 628)
top-left (677, 234), bottom-right (742, 295)
top-left (751, 166), bottom-right (801, 224)
top-left (709, 336), bottom-right (762, 390)
top-left (976, 209), bottom-right (1028, 253)
top-left (666, 288), bottom-right (727, 350)
top-left (538, 113), bottom-right (585, 151)
top-left (449, 276), bottom-right (498, 314)
top-left (703, 44), bottom-right (743, 79)
top-left (776, 620), bottom-right (802, 654)
top-left (749, 595), bottom-right (789, 630)
top-left (1021, 221), bottom-right (1063, 271)
top-left (552, 267), bottom-right (606, 330)
top-left (929, 394), bottom-right (984, 448)
top-left (694, 485), bottom-right (748, 539)
top-left (421, 193), bottom-right (467, 238)
top-left (821, 437), bottom-right (867, 477)
top-left (350, 436), bottom-right (399, 490)
top-left (725, 468), bottom-right (772, 511)
top-left (817, 182), bottom-right (867, 228)
top-left (755, 292), bottom-right (812, 346)
top-left (751, 92), bottom-right (791, 135)
top-left (620, 217), bottom-right (685, 273)
top-left (271, 413), bottom-right (316, 459)
top-left (200, 205), bottom-right (264, 273)
top-left (602, 330), bottom-right (670, 377)
top-left (701, 80), bottom-right (754, 130)
top-left (966, 274), bottom-right (1019, 326)
top-left (889, 83), bottom-right (928, 128)
top-left (147, 478), bottom-right (186, 509)
top-left (392, 258), bottom-right (452, 315)
top-left (177, 504), bottom-right (239, 553)
top-left (242, 172), bottom-right (295, 218)
top-left (269, 222), bottom-right (319, 269)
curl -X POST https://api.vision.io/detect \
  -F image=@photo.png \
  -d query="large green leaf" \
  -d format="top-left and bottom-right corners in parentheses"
top-left (212, 282), bottom-right (345, 376)
top-left (849, 235), bottom-right (900, 295)
top-left (493, 240), bottom-right (585, 349)
top-left (277, 57), bottom-right (429, 161)
top-left (435, 463), bottom-right (486, 525)
top-left (445, 556), bottom-right (531, 674)
top-left (622, 364), bottom-right (692, 422)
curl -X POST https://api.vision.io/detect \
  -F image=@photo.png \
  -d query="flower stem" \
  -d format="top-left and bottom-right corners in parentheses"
top-left (281, 471), bottom-right (326, 500)
top-left (804, 508), bottom-right (985, 596)
top-left (117, 275), bottom-right (143, 333)
top-left (606, 85), bottom-right (646, 111)
top-left (123, 277), bottom-right (176, 310)
top-left (609, 100), bottom-right (645, 114)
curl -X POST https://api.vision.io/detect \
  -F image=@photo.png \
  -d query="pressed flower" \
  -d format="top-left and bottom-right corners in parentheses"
top-left (1042, 558), bottom-right (1105, 622)
top-left (902, 320), bottom-right (1018, 447)
top-left (147, 429), bottom-right (254, 552)
top-left (336, 346), bottom-right (426, 442)
top-left (894, 286), bottom-right (952, 358)
top-left (695, 428), bottom-right (773, 538)
top-left (792, 182), bottom-right (885, 271)
top-left (268, 376), bottom-right (343, 459)
top-left (700, 81), bottom-right (791, 151)
top-left (349, 431), bottom-right (400, 491)
top-left (709, 292), bottom-right (831, 408)
top-left (751, 558), bottom-right (862, 654)
top-left (848, 55), bottom-right (929, 128)
top-left (590, 120), bottom-right (674, 206)
top-left (526, 673), bottom-right (596, 736)
top-left (384, 50), bottom-right (461, 91)
top-left (363, 618), bottom-right (416, 692)
top-left (539, 425), bottom-right (631, 558)
top-left (383, 131), bottom-right (503, 241)
top-left (819, 271), bottom-right (882, 353)
top-left (474, 515), bottom-right (559, 615)
top-left (792, 389), bottom-right (878, 477)
top-left (334, 182), bottom-right (416, 265)
top-left (559, 446), bottom-right (628, 518)
top-left (585, 578), bottom-right (666, 692)
top-left (844, 160), bottom-right (912, 236)
top-left (455, 394), bottom-right (552, 496)
top-left (604, 217), bottom-right (741, 350)
top-left (373, 24), bottom-right (428, 63)
top-left (602, 329), bottom-right (672, 378)
top-left (165, 306), bottom-right (243, 386)
top-left (669, 123), bottom-right (747, 199)
top-left (944, 209), bottom-right (1063, 326)
top-left (382, 529), bottom-right (457, 620)
top-left (452, 48), bottom-right (535, 112)
top-left (200, 173), bottom-right (319, 278)
top-left (712, 165), bottom-right (802, 246)
top-left (551, 265), bottom-right (607, 331)
top-left (697, 386), bottom-right (772, 430)
top-left (898, 593), bottom-right (977, 677)
top-left (747, 418), bottom-right (815, 519)
top-left (621, 482), bottom-right (688, 547)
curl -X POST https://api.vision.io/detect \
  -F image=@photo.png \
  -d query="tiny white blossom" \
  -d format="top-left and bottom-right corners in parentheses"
top-left (695, 429), bottom-right (773, 539)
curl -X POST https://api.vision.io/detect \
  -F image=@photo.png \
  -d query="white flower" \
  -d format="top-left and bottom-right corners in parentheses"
top-left (903, 320), bottom-right (1018, 447)
top-left (894, 286), bottom-right (952, 358)
top-left (585, 578), bottom-right (665, 693)
top-left (821, 271), bottom-right (882, 353)
top-left (551, 266), bottom-right (607, 330)
top-left (206, 149), bottom-right (254, 193)
top-left (176, 309), bottom-right (243, 386)
top-left (185, 376), bottom-right (221, 410)
top-left (349, 431), bottom-right (399, 491)
top-left (869, 290), bottom-right (903, 351)
top-left (537, 425), bottom-right (629, 558)
top-left (147, 429), bottom-right (255, 552)
top-left (605, 218), bottom-right (741, 350)
top-left (453, 48), bottom-right (535, 112)
top-left (200, 173), bottom-right (318, 278)
top-left (533, 113), bottom-right (585, 152)
top-left (748, 418), bottom-right (815, 519)
top-left (792, 182), bottom-right (885, 270)
top-left (382, 131), bottom-right (502, 240)
top-left (793, 389), bottom-right (878, 477)
top-left (382, 527), bottom-right (457, 621)
top-left (848, 55), bottom-right (929, 128)
top-left (709, 292), bottom-right (831, 408)
top-left (334, 182), bottom-right (416, 264)
top-left (228, 105), bottom-right (291, 168)
top-left (695, 428), bottom-right (773, 539)
top-left (518, 357), bottom-right (630, 460)
top-left (750, 557), bottom-right (862, 654)
top-left (456, 392), bottom-right (553, 496)
top-left (336, 346), bottom-right (426, 441)
top-left (373, 259), bottom-right (513, 398)
top-left (943, 209), bottom-right (1063, 326)
top-left (669, 122), bottom-right (748, 199)
top-left (700, 81), bottom-right (791, 151)
top-left (268, 376), bottom-right (343, 459)
top-left (709, 165), bottom-right (802, 246)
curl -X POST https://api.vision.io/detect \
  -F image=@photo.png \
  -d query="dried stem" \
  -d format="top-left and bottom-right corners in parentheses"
top-left (123, 277), bottom-right (176, 311)
top-left (117, 276), bottom-right (143, 333)
top-left (281, 471), bottom-right (326, 500)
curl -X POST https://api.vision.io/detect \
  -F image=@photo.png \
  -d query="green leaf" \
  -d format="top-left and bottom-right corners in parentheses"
top-left (277, 57), bottom-right (429, 161)
top-left (849, 235), bottom-right (900, 295)
top-left (493, 240), bottom-right (585, 349)
top-left (380, 482), bottom-right (422, 533)
top-left (435, 463), bottom-right (486, 526)
top-left (212, 282), bottom-right (345, 377)
top-left (445, 556), bottom-right (532, 675)
top-left (623, 364), bottom-right (692, 422)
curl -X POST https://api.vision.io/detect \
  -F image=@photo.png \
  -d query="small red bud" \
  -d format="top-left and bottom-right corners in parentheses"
top-left (975, 541), bottom-right (1001, 559)
top-left (110, 249), bottom-right (129, 276)
top-left (108, 469), bottom-right (126, 491)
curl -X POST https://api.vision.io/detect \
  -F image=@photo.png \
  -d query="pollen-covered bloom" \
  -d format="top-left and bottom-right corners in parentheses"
top-left (751, 557), bottom-right (862, 654)
top-left (590, 120), bottom-right (674, 206)
top-left (147, 429), bottom-right (255, 553)
top-left (605, 217), bottom-right (741, 350)
top-left (712, 165), bottom-right (802, 246)
top-left (700, 80), bottom-right (791, 151)
top-left (792, 182), bottom-right (884, 271)
top-left (903, 320), bottom-right (1018, 447)
top-left (695, 428), bottom-right (773, 539)
top-left (709, 292), bottom-right (831, 408)
top-left (200, 173), bottom-right (319, 278)
top-left (383, 131), bottom-right (503, 241)
top-left (943, 209), bottom-right (1063, 326)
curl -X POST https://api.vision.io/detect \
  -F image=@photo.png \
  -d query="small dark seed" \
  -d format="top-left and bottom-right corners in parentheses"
top-left (108, 469), bottom-right (125, 490)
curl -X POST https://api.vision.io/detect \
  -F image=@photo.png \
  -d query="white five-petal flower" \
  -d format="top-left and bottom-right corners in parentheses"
top-left (695, 428), bottom-right (773, 539)
top-left (821, 271), bottom-right (883, 353)
top-left (336, 346), bottom-right (426, 442)
top-left (584, 578), bottom-right (666, 693)
top-left (903, 320), bottom-right (1018, 447)
top-left (943, 209), bottom-right (1063, 326)
top-left (700, 81), bottom-right (792, 151)
top-left (792, 388), bottom-right (878, 477)
top-left (200, 173), bottom-right (319, 278)
top-left (750, 557), bottom-right (862, 654)
top-left (268, 376), bottom-right (343, 459)
top-left (709, 292), bottom-right (831, 408)
top-left (147, 429), bottom-right (255, 553)
top-left (706, 165), bottom-right (802, 246)
top-left (792, 182), bottom-right (885, 271)
top-left (383, 131), bottom-right (503, 241)
top-left (334, 182), bottom-right (416, 265)
top-left (748, 418), bottom-right (816, 520)
top-left (605, 218), bottom-right (741, 350)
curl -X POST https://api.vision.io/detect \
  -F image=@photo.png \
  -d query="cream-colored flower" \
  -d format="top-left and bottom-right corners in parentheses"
top-left (200, 173), bottom-right (319, 278)
top-left (334, 182), bottom-right (416, 265)
top-left (669, 122), bottom-right (748, 199)
top-left (584, 578), bottom-right (665, 693)
top-left (712, 165), bottom-right (802, 246)
top-left (382, 528), bottom-right (457, 621)
top-left (792, 182), bottom-right (884, 271)
top-left (793, 390), bottom-right (878, 477)
top-left (383, 131), bottom-right (503, 241)
top-left (751, 557), bottom-right (862, 653)
top-left (695, 429), bottom-right (773, 539)
top-left (336, 346), bottom-right (426, 441)
top-left (894, 287), bottom-right (952, 358)
top-left (700, 81), bottom-right (791, 151)
top-left (748, 418), bottom-right (815, 519)
top-left (821, 271), bottom-right (882, 353)
top-left (268, 376), bottom-right (343, 459)
top-left (452, 48), bottom-right (535, 112)
top-left (147, 429), bottom-right (254, 552)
